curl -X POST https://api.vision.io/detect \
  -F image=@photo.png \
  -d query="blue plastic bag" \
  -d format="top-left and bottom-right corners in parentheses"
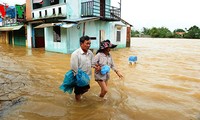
top-left (129, 56), bottom-right (137, 62)
top-left (59, 70), bottom-right (76, 94)
top-left (76, 69), bottom-right (90, 87)
top-left (101, 65), bottom-right (110, 75)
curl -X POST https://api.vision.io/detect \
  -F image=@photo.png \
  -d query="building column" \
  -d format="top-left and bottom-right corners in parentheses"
top-left (27, 23), bottom-right (32, 48)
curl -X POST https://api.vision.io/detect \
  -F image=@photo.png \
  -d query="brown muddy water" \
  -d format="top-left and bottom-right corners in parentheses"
top-left (0, 38), bottom-right (200, 120)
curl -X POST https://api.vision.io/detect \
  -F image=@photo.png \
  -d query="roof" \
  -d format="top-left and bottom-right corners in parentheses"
top-left (34, 17), bottom-right (100, 29)
top-left (34, 23), bottom-right (76, 29)
top-left (58, 17), bottom-right (100, 24)
top-left (110, 13), bottom-right (132, 27)
top-left (0, 25), bottom-right (23, 31)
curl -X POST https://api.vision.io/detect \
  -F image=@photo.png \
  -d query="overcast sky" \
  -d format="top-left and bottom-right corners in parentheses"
top-left (120, 0), bottom-right (200, 31)
top-left (1, 0), bottom-right (200, 31)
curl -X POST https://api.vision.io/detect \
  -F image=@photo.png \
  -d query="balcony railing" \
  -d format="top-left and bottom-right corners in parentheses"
top-left (81, 1), bottom-right (121, 21)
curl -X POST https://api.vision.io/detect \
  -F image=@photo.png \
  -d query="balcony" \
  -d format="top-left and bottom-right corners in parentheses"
top-left (81, 1), bottom-right (121, 21)
top-left (32, 3), bottom-right (66, 20)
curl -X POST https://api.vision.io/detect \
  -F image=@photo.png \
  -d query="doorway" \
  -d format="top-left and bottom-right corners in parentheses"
top-left (34, 28), bottom-right (45, 48)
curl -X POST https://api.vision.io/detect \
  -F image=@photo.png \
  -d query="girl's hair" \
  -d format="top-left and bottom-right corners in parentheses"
top-left (96, 49), bottom-right (103, 54)
top-left (96, 41), bottom-right (105, 54)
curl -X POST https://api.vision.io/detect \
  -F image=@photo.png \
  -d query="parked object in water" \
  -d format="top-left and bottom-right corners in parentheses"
top-left (129, 56), bottom-right (137, 64)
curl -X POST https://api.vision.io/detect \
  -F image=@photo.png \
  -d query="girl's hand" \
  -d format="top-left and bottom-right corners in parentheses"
top-left (115, 70), bottom-right (124, 79)
top-left (94, 64), bottom-right (101, 73)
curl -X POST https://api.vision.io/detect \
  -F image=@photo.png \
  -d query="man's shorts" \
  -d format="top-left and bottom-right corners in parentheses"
top-left (74, 85), bottom-right (90, 95)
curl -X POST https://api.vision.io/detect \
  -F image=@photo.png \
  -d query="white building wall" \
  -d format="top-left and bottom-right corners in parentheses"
top-left (27, 23), bottom-right (32, 48)
top-left (110, 22), bottom-right (127, 48)
top-left (32, 4), bottom-right (67, 20)
top-left (67, 0), bottom-right (80, 19)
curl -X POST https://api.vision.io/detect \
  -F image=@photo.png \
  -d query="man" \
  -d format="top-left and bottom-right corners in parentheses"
top-left (70, 36), bottom-right (94, 101)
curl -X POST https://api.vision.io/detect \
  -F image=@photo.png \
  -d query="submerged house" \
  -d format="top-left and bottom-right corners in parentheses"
top-left (26, 0), bottom-right (132, 53)
top-left (0, 4), bottom-right (26, 46)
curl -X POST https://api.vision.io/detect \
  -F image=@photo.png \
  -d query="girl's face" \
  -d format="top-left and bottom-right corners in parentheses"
top-left (103, 47), bottom-right (110, 55)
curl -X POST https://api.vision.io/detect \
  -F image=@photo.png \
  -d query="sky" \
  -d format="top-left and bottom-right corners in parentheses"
top-left (1, 0), bottom-right (200, 31)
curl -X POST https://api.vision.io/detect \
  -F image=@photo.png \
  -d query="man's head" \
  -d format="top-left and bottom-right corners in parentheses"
top-left (80, 36), bottom-right (91, 53)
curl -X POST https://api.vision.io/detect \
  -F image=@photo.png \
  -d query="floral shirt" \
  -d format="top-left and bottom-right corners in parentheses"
top-left (92, 52), bottom-right (116, 81)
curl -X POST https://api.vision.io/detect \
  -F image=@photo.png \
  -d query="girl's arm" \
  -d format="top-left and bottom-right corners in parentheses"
top-left (114, 70), bottom-right (123, 79)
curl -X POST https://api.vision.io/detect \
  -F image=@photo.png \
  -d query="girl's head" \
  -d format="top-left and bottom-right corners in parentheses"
top-left (97, 40), bottom-right (117, 54)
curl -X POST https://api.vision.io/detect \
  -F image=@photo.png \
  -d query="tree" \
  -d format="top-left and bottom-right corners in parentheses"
top-left (158, 27), bottom-right (173, 38)
top-left (184, 25), bottom-right (200, 39)
top-left (173, 29), bottom-right (185, 38)
top-left (141, 27), bottom-right (150, 35)
top-left (131, 30), bottom-right (140, 37)
top-left (149, 27), bottom-right (159, 38)
top-left (174, 29), bottom-right (185, 32)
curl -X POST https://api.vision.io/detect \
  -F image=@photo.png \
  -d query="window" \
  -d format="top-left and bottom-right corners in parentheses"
top-left (39, 11), bottom-right (42, 17)
top-left (58, 7), bottom-right (62, 14)
top-left (50, 0), bottom-right (59, 5)
top-left (53, 26), bottom-right (61, 42)
top-left (53, 8), bottom-right (56, 15)
top-left (33, 3), bottom-right (42, 9)
top-left (90, 37), bottom-right (96, 40)
top-left (45, 10), bottom-right (47, 16)
top-left (116, 30), bottom-right (121, 42)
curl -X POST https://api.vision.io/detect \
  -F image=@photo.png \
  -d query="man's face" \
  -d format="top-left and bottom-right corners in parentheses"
top-left (81, 40), bottom-right (91, 52)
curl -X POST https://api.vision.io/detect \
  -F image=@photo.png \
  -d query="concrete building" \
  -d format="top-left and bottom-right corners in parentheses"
top-left (26, 0), bottom-right (132, 53)
top-left (0, 4), bottom-right (26, 46)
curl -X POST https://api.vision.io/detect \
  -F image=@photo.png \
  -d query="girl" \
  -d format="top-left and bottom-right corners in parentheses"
top-left (92, 40), bottom-right (123, 99)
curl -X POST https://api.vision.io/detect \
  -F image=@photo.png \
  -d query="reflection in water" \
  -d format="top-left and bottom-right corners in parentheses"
top-left (0, 38), bottom-right (200, 120)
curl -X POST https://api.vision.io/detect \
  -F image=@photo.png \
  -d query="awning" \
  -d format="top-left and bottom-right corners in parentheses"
top-left (33, 0), bottom-right (43, 4)
top-left (0, 25), bottom-right (23, 31)
top-left (34, 23), bottom-right (76, 29)
top-left (58, 17), bottom-right (100, 24)
top-left (61, 23), bottom-right (76, 28)
top-left (34, 23), bottom-right (62, 29)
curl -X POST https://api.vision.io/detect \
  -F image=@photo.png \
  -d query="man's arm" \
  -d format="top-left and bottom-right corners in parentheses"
top-left (70, 53), bottom-right (79, 75)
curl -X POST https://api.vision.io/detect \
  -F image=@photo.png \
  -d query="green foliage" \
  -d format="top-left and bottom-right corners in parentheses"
top-left (184, 25), bottom-right (200, 39)
top-left (133, 25), bottom-right (200, 39)
top-left (173, 29), bottom-right (185, 38)
top-left (131, 30), bottom-right (140, 37)
top-left (141, 27), bottom-right (150, 35)
top-left (158, 27), bottom-right (173, 38)
top-left (174, 29), bottom-right (185, 33)
top-left (149, 27), bottom-right (159, 38)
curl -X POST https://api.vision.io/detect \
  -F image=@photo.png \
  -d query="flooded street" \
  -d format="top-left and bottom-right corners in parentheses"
top-left (0, 38), bottom-right (200, 120)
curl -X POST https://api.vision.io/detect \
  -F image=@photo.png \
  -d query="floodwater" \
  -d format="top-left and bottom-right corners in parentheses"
top-left (0, 38), bottom-right (200, 120)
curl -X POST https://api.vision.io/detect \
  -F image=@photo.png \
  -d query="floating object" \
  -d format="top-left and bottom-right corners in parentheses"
top-left (101, 65), bottom-right (110, 75)
top-left (129, 56), bottom-right (137, 64)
